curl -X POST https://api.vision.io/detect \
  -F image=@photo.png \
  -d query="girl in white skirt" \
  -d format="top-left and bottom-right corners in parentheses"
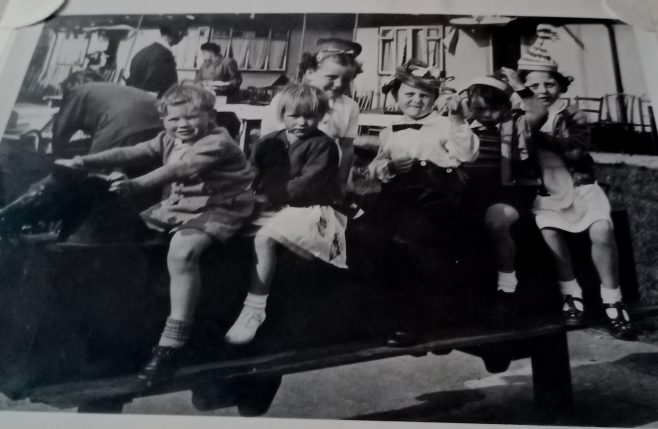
top-left (225, 83), bottom-right (345, 344)
top-left (517, 26), bottom-right (635, 339)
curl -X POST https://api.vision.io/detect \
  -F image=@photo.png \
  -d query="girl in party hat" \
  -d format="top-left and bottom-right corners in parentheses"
top-left (518, 24), bottom-right (636, 340)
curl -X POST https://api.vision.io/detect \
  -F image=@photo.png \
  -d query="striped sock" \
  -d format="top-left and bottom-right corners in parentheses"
top-left (158, 317), bottom-right (192, 348)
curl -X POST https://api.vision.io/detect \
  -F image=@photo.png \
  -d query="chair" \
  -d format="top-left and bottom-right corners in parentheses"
top-left (601, 94), bottom-right (638, 129)
top-left (380, 92), bottom-right (402, 114)
top-left (637, 97), bottom-right (658, 154)
top-left (574, 96), bottom-right (603, 123)
top-left (355, 90), bottom-right (374, 111)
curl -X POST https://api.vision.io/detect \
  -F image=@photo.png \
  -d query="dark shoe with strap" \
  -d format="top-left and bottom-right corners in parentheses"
top-left (603, 302), bottom-right (637, 341)
top-left (137, 345), bottom-right (184, 386)
top-left (561, 295), bottom-right (586, 327)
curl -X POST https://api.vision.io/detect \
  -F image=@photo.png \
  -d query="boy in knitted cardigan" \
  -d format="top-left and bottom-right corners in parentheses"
top-left (57, 82), bottom-right (255, 384)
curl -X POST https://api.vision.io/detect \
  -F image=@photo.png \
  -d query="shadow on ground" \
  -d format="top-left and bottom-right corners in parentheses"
top-left (351, 352), bottom-right (658, 427)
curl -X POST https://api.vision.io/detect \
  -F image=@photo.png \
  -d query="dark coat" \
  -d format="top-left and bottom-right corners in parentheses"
top-left (52, 82), bottom-right (162, 155)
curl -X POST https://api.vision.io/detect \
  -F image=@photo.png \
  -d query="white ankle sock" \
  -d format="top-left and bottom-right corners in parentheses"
top-left (601, 286), bottom-right (622, 304)
top-left (244, 292), bottom-right (268, 309)
top-left (559, 279), bottom-right (583, 299)
top-left (497, 271), bottom-right (517, 293)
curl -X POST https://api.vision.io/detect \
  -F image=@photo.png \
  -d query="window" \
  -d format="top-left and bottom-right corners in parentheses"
top-left (378, 26), bottom-right (444, 75)
top-left (210, 27), bottom-right (289, 72)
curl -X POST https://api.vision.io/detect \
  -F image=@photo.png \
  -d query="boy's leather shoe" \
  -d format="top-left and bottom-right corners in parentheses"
top-left (137, 345), bottom-right (183, 385)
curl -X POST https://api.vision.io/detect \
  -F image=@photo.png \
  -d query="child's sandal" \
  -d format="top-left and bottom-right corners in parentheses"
top-left (602, 302), bottom-right (637, 341)
top-left (561, 295), bottom-right (586, 327)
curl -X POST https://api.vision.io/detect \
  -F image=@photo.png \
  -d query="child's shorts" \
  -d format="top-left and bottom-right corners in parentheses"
top-left (141, 190), bottom-right (255, 243)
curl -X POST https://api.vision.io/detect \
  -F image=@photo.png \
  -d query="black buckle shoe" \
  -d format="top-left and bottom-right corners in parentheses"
top-left (137, 346), bottom-right (183, 385)
top-left (603, 302), bottom-right (637, 341)
top-left (561, 295), bottom-right (586, 327)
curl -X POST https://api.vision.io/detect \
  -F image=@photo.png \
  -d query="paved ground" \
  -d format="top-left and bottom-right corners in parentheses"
top-left (2, 328), bottom-right (658, 427)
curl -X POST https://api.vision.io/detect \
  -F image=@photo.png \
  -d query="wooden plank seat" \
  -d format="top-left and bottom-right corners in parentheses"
top-left (27, 316), bottom-right (571, 413)
top-left (0, 169), bottom-right (651, 419)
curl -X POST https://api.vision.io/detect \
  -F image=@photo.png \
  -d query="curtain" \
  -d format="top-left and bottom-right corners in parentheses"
top-left (231, 31), bottom-right (253, 69)
top-left (381, 40), bottom-right (393, 72)
top-left (413, 29), bottom-right (427, 63)
top-left (269, 39), bottom-right (286, 70)
top-left (248, 37), bottom-right (268, 70)
top-left (396, 29), bottom-right (407, 66)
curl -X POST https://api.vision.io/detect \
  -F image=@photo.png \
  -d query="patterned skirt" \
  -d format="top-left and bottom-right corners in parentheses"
top-left (254, 205), bottom-right (348, 269)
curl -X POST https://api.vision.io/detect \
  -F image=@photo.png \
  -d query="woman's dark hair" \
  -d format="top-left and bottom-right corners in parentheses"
top-left (60, 70), bottom-right (103, 96)
top-left (518, 70), bottom-right (574, 93)
top-left (296, 52), bottom-right (363, 81)
top-left (200, 42), bottom-right (221, 56)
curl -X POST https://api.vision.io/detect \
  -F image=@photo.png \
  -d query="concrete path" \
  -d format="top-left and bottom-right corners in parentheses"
top-left (2, 329), bottom-right (658, 427)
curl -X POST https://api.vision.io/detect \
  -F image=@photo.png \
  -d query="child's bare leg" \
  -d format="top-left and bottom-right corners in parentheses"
top-left (589, 219), bottom-right (634, 338)
top-left (250, 234), bottom-right (278, 295)
top-left (541, 228), bottom-right (576, 282)
top-left (160, 229), bottom-right (213, 347)
top-left (589, 220), bottom-right (619, 290)
top-left (485, 204), bottom-right (519, 291)
top-left (484, 204), bottom-right (520, 319)
top-left (541, 227), bottom-right (584, 321)
top-left (225, 233), bottom-right (275, 344)
top-left (139, 229), bottom-right (213, 382)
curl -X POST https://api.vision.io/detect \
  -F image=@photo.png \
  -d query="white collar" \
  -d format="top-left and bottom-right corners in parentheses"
top-left (395, 111), bottom-right (443, 126)
top-left (548, 98), bottom-right (569, 114)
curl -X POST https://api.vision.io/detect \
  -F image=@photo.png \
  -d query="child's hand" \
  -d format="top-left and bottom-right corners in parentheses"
top-left (500, 67), bottom-right (526, 92)
top-left (109, 176), bottom-right (141, 197)
top-left (388, 157), bottom-right (415, 174)
top-left (54, 156), bottom-right (84, 169)
top-left (445, 95), bottom-right (465, 119)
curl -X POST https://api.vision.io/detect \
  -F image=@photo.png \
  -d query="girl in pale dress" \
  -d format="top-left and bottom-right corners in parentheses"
top-left (518, 25), bottom-right (636, 339)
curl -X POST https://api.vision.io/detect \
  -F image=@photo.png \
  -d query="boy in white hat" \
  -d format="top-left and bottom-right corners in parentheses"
top-left (462, 67), bottom-right (547, 320)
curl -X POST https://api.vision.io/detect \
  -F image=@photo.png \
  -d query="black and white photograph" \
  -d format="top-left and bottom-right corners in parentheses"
top-left (1, 0), bottom-right (658, 428)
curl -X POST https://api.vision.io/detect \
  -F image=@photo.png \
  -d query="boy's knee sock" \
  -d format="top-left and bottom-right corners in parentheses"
top-left (497, 271), bottom-right (518, 293)
top-left (159, 317), bottom-right (192, 348)
top-left (560, 279), bottom-right (583, 310)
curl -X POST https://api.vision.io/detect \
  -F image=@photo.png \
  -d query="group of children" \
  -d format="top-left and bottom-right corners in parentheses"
top-left (54, 30), bottom-right (636, 385)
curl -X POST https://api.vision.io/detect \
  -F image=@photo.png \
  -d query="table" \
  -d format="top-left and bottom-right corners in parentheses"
top-left (214, 104), bottom-right (403, 151)
top-left (215, 103), bottom-right (268, 151)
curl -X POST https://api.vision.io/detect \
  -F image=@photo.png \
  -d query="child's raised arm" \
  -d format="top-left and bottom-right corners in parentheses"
top-left (77, 135), bottom-right (163, 169)
top-left (129, 131), bottom-right (241, 193)
top-left (442, 94), bottom-right (480, 163)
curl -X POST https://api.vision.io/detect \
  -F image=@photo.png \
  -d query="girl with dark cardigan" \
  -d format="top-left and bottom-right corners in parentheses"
top-left (225, 83), bottom-right (345, 345)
